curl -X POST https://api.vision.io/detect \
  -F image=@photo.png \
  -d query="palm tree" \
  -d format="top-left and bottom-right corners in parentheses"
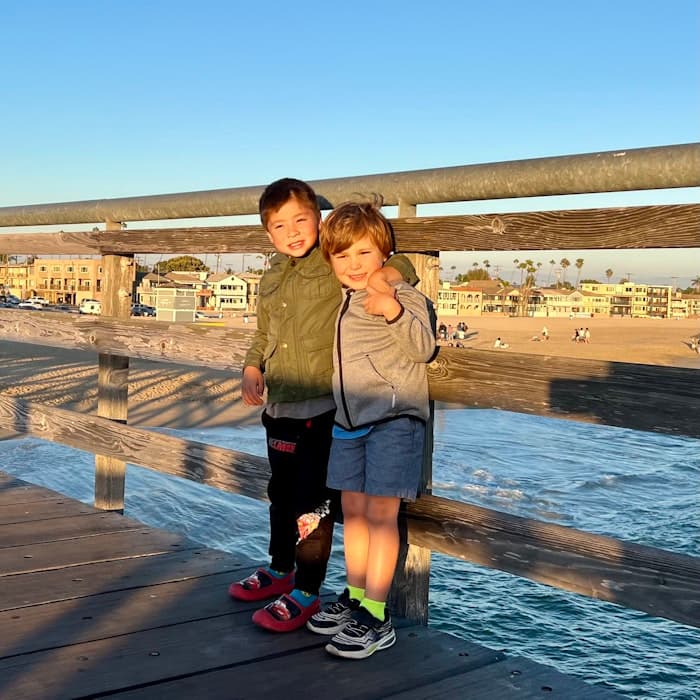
top-left (575, 258), bottom-right (584, 287)
top-left (547, 259), bottom-right (556, 286)
top-left (691, 276), bottom-right (700, 292)
top-left (483, 259), bottom-right (491, 277)
top-left (560, 258), bottom-right (571, 285)
top-left (605, 268), bottom-right (614, 283)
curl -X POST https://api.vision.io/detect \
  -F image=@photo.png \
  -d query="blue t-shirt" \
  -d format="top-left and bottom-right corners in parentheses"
top-left (332, 424), bottom-right (374, 440)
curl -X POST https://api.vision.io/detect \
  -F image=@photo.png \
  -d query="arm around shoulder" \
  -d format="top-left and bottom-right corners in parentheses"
top-left (385, 253), bottom-right (419, 287)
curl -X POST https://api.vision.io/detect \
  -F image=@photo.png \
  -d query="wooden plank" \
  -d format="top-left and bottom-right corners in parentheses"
top-left (112, 630), bottom-right (505, 700)
top-left (0, 611), bottom-right (328, 699)
top-left (0, 548), bottom-right (251, 611)
top-left (427, 346), bottom-right (700, 439)
top-left (0, 529), bottom-right (190, 576)
top-left (391, 204), bottom-right (700, 252)
top-left (0, 512), bottom-right (147, 548)
top-left (406, 494), bottom-right (700, 629)
top-left (0, 396), bottom-right (270, 501)
top-left (0, 478), bottom-right (76, 504)
top-left (0, 622), bottom-right (501, 700)
top-left (0, 309), bottom-right (253, 371)
top-left (0, 571), bottom-right (256, 656)
top-left (388, 655), bottom-right (621, 699)
top-left (1, 204), bottom-right (698, 255)
top-left (0, 497), bottom-right (96, 525)
top-left (94, 247), bottom-right (134, 511)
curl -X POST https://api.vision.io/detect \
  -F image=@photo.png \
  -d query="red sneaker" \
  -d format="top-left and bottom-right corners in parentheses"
top-left (228, 568), bottom-right (294, 602)
top-left (252, 593), bottom-right (321, 633)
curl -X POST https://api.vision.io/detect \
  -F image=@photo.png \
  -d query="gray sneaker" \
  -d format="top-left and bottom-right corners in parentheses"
top-left (325, 606), bottom-right (396, 659)
top-left (306, 588), bottom-right (360, 635)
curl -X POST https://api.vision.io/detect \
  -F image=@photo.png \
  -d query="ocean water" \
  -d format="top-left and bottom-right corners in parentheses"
top-left (1, 409), bottom-right (698, 699)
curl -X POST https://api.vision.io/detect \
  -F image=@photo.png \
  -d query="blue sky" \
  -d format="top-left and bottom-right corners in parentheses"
top-left (1, 0), bottom-right (698, 285)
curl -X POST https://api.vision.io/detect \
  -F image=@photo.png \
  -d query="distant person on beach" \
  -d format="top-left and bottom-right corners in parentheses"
top-left (541, 325), bottom-right (549, 341)
top-left (494, 337), bottom-right (509, 349)
top-left (438, 321), bottom-right (447, 340)
top-left (230, 178), bottom-right (417, 633)
top-left (306, 200), bottom-right (435, 659)
top-left (584, 327), bottom-right (591, 343)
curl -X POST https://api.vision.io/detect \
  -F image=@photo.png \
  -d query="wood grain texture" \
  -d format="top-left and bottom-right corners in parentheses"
top-left (0, 204), bottom-right (697, 254)
top-left (406, 494), bottom-right (700, 628)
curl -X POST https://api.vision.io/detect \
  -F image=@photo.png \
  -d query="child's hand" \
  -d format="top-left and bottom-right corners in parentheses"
top-left (367, 266), bottom-right (402, 295)
top-left (364, 289), bottom-right (402, 321)
top-left (241, 366), bottom-right (265, 406)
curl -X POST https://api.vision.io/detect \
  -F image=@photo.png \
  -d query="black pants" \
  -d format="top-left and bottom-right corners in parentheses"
top-left (262, 409), bottom-right (339, 595)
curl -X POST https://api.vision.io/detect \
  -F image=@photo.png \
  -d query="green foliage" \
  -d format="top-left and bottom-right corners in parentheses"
top-left (455, 267), bottom-right (491, 283)
top-left (153, 256), bottom-right (209, 273)
top-left (580, 278), bottom-right (600, 284)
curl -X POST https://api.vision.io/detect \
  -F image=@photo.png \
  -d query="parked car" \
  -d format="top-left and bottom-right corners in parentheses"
top-left (17, 300), bottom-right (45, 310)
top-left (79, 299), bottom-right (102, 315)
top-left (26, 295), bottom-right (50, 305)
top-left (131, 303), bottom-right (156, 317)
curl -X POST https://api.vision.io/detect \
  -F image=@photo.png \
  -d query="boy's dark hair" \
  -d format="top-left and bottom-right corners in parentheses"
top-left (258, 178), bottom-right (320, 229)
top-left (319, 199), bottom-right (395, 261)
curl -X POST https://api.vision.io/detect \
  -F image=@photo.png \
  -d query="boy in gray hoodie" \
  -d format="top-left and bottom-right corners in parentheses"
top-left (307, 200), bottom-right (436, 659)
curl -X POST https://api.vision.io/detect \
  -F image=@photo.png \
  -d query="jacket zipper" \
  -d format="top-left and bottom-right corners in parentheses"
top-left (337, 289), bottom-right (354, 428)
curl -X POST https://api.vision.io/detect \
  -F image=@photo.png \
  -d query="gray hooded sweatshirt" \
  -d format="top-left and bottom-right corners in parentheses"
top-left (332, 281), bottom-right (436, 430)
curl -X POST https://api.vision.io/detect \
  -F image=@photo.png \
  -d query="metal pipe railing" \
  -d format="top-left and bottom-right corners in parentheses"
top-left (1, 143), bottom-right (698, 227)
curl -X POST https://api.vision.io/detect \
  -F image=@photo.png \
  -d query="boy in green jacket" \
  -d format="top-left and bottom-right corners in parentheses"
top-left (228, 178), bottom-right (417, 632)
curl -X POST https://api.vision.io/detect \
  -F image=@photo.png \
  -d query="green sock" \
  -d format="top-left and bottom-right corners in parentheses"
top-left (347, 584), bottom-right (365, 602)
top-left (360, 597), bottom-right (386, 622)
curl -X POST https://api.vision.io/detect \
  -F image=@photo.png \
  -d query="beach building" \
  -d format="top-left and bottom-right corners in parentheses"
top-left (0, 256), bottom-right (104, 305)
top-left (436, 281), bottom-right (485, 316)
top-left (681, 292), bottom-right (700, 318)
top-left (135, 270), bottom-right (261, 314)
top-left (206, 273), bottom-right (247, 312)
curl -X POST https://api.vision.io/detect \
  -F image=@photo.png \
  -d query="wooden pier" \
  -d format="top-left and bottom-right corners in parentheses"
top-left (0, 472), bottom-right (620, 699)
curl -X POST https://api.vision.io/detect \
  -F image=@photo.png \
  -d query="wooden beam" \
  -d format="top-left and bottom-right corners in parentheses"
top-left (427, 347), bottom-right (700, 439)
top-left (94, 238), bottom-right (134, 512)
top-left (0, 396), bottom-right (270, 502)
top-left (1, 204), bottom-right (698, 255)
top-left (0, 310), bottom-right (252, 372)
top-left (406, 494), bottom-right (700, 629)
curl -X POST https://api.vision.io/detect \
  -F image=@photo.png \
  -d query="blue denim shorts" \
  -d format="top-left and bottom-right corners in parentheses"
top-left (327, 416), bottom-right (425, 499)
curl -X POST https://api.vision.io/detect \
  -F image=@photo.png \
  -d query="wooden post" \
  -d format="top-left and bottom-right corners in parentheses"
top-left (94, 221), bottom-right (134, 512)
top-left (388, 199), bottom-right (438, 625)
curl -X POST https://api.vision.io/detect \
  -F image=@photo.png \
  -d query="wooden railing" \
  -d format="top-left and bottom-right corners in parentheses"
top-left (1, 143), bottom-right (699, 630)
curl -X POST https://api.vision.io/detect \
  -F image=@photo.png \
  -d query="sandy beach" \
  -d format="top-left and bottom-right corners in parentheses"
top-left (1, 314), bottom-right (698, 435)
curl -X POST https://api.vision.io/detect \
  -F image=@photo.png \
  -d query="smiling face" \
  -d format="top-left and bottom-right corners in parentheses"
top-left (264, 195), bottom-right (320, 258)
top-left (329, 234), bottom-right (387, 290)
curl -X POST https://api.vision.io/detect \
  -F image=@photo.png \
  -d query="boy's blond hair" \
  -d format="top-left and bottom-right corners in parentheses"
top-left (258, 177), bottom-right (320, 230)
top-left (320, 199), bottom-right (395, 261)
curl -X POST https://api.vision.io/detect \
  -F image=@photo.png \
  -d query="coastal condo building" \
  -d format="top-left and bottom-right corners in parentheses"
top-left (0, 257), bottom-right (103, 305)
top-left (436, 280), bottom-right (700, 319)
